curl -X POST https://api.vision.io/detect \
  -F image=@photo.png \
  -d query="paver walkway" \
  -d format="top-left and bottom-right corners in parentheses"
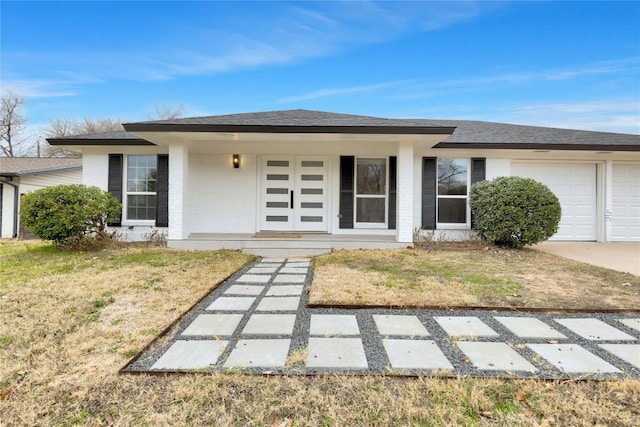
top-left (124, 259), bottom-right (640, 379)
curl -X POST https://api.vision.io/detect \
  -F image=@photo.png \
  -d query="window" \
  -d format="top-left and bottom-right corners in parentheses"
top-left (125, 155), bottom-right (157, 221)
top-left (437, 158), bottom-right (469, 225)
top-left (355, 158), bottom-right (387, 226)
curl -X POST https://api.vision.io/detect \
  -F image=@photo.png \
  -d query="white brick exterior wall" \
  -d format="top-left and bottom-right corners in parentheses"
top-left (185, 153), bottom-right (258, 234)
top-left (168, 144), bottom-right (188, 240)
top-left (396, 141), bottom-right (414, 243)
top-left (69, 142), bottom-right (640, 244)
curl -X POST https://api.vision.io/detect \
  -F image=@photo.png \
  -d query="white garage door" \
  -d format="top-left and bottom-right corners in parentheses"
top-left (511, 162), bottom-right (597, 241)
top-left (612, 163), bottom-right (640, 242)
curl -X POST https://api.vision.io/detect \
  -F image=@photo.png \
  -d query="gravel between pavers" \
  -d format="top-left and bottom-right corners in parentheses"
top-left (122, 259), bottom-right (640, 380)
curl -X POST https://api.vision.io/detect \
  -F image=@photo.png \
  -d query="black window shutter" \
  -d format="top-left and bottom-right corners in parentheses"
top-left (156, 154), bottom-right (169, 227)
top-left (388, 156), bottom-right (397, 230)
top-left (107, 154), bottom-right (123, 226)
top-left (470, 158), bottom-right (486, 229)
top-left (471, 158), bottom-right (486, 184)
top-left (339, 156), bottom-right (355, 229)
top-left (422, 157), bottom-right (437, 230)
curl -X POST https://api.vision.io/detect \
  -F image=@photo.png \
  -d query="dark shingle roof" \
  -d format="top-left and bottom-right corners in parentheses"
top-left (0, 157), bottom-right (82, 177)
top-left (47, 130), bottom-right (154, 146)
top-left (428, 119), bottom-right (640, 150)
top-left (47, 110), bottom-right (640, 151)
top-left (123, 109), bottom-right (456, 135)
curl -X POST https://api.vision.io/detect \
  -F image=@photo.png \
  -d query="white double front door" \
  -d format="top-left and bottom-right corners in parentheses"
top-left (260, 156), bottom-right (328, 232)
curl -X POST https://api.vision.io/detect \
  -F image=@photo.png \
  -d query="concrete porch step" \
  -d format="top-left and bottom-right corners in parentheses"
top-left (169, 233), bottom-right (411, 253)
top-left (242, 248), bottom-right (331, 257)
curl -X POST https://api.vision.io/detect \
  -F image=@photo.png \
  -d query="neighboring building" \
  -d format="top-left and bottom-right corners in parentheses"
top-left (0, 157), bottom-right (83, 238)
top-left (47, 110), bottom-right (640, 255)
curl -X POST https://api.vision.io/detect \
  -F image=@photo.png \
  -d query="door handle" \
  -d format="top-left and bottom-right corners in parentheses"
top-left (290, 190), bottom-right (294, 209)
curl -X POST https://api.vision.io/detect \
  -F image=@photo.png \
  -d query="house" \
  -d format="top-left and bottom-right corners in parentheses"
top-left (47, 110), bottom-right (640, 255)
top-left (0, 157), bottom-right (83, 238)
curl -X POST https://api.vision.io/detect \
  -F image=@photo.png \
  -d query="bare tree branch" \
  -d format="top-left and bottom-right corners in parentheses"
top-left (40, 117), bottom-right (124, 158)
top-left (148, 102), bottom-right (185, 120)
top-left (1, 91), bottom-right (26, 157)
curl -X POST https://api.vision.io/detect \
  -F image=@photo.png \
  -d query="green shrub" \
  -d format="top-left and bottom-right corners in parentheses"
top-left (469, 176), bottom-right (561, 248)
top-left (20, 184), bottom-right (121, 247)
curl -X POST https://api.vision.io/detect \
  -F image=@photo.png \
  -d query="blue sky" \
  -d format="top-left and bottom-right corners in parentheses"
top-left (2, 0), bottom-right (639, 140)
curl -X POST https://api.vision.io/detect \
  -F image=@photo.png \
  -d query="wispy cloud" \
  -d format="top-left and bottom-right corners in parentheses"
top-left (1, 79), bottom-right (80, 98)
top-left (496, 99), bottom-right (640, 134)
top-left (1, 69), bottom-right (102, 98)
top-left (3, 1), bottom-right (494, 91)
top-left (274, 58), bottom-right (640, 106)
top-left (429, 98), bottom-right (640, 134)
top-left (276, 80), bottom-right (413, 104)
top-left (543, 58), bottom-right (640, 81)
top-left (387, 57), bottom-right (640, 100)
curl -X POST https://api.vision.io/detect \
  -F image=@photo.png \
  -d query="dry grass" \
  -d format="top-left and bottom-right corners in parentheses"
top-left (1, 241), bottom-right (639, 426)
top-left (310, 248), bottom-right (640, 309)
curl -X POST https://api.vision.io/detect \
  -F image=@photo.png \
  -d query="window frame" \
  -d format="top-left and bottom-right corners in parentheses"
top-left (436, 158), bottom-right (471, 229)
top-left (122, 155), bottom-right (158, 225)
top-left (354, 156), bottom-right (388, 229)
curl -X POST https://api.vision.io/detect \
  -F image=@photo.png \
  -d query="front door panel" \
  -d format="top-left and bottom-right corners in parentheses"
top-left (262, 157), bottom-right (295, 231)
top-left (261, 156), bottom-right (328, 232)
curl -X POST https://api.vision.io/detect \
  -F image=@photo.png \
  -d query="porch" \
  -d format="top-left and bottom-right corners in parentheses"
top-left (168, 233), bottom-right (411, 257)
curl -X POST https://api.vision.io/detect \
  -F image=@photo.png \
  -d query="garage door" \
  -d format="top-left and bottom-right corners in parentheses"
top-left (612, 163), bottom-right (640, 242)
top-left (511, 162), bottom-right (597, 241)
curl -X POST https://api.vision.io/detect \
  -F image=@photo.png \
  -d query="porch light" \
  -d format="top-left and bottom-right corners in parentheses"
top-left (233, 154), bottom-right (240, 168)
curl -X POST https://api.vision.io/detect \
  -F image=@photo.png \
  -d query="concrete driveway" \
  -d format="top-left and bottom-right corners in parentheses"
top-left (533, 242), bottom-right (640, 276)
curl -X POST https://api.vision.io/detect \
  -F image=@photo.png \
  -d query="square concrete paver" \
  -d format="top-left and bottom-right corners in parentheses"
top-left (182, 314), bottom-right (244, 336)
top-left (286, 260), bottom-right (310, 265)
top-left (260, 258), bottom-right (286, 263)
top-left (618, 319), bottom-right (640, 333)
top-left (307, 338), bottom-right (368, 369)
top-left (285, 263), bottom-right (310, 269)
top-left (206, 297), bottom-right (256, 311)
top-left (495, 317), bottom-right (567, 339)
top-left (223, 339), bottom-right (291, 368)
top-left (272, 274), bottom-right (306, 284)
top-left (373, 315), bottom-right (429, 337)
top-left (279, 267), bottom-right (308, 274)
top-left (527, 344), bottom-right (622, 374)
top-left (383, 339), bottom-right (453, 370)
top-left (236, 274), bottom-right (271, 284)
top-left (599, 344), bottom-right (640, 369)
top-left (434, 316), bottom-right (499, 337)
top-left (242, 314), bottom-right (297, 335)
top-left (254, 263), bottom-right (282, 269)
top-left (266, 285), bottom-right (304, 296)
top-left (457, 342), bottom-right (537, 372)
top-left (256, 297), bottom-right (301, 312)
top-left (151, 340), bottom-right (228, 370)
top-left (247, 267), bottom-right (278, 274)
top-left (555, 318), bottom-right (636, 341)
top-left (310, 314), bottom-right (360, 336)
top-left (224, 285), bottom-right (264, 296)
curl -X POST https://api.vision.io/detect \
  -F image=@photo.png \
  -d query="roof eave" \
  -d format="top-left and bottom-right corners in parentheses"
top-left (47, 138), bottom-right (155, 146)
top-left (434, 142), bottom-right (640, 152)
top-left (123, 123), bottom-right (457, 135)
top-left (0, 165), bottom-right (82, 177)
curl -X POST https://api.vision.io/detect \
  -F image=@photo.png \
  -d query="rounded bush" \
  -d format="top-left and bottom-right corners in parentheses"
top-left (20, 184), bottom-right (121, 245)
top-left (469, 176), bottom-right (561, 248)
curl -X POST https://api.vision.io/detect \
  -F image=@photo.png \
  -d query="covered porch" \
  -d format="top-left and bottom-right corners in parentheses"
top-left (168, 233), bottom-right (410, 256)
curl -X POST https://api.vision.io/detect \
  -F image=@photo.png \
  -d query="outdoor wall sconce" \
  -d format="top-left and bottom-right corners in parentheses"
top-left (233, 154), bottom-right (240, 168)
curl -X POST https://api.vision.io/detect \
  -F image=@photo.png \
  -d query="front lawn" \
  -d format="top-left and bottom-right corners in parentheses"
top-left (310, 247), bottom-right (640, 310)
top-left (1, 240), bottom-right (639, 426)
